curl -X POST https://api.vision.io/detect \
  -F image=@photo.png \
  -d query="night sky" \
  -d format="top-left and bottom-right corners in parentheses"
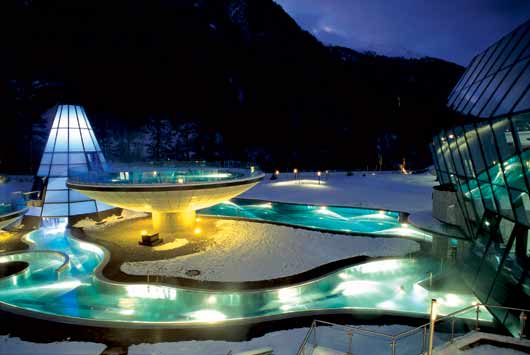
top-left (274, 0), bottom-right (530, 66)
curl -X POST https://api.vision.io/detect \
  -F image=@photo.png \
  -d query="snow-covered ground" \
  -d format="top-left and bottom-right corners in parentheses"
top-left (2, 327), bottom-right (526, 355)
top-left (0, 336), bottom-right (106, 355)
top-left (242, 171), bottom-right (436, 213)
top-left (122, 219), bottom-right (419, 282)
top-left (128, 324), bottom-right (446, 355)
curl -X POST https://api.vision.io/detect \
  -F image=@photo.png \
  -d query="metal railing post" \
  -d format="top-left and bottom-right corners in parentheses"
top-left (421, 326), bottom-right (427, 353)
top-left (390, 338), bottom-right (396, 355)
top-left (475, 304), bottom-right (480, 331)
top-left (520, 311), bottom-right (527, 339)
top-left (451, 317), bottom-right (455, 343)
top-left (428, 299), bottom-right (438, 355)
top-left (347, 331), bottom-right (353, 355)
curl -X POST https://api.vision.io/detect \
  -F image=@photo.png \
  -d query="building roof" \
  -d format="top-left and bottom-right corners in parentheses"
top-left (447, 20), bottom-right (530, 119)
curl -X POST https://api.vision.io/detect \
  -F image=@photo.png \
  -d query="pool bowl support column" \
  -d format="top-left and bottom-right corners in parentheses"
top-left (152, 211), bottom-right (196, 237)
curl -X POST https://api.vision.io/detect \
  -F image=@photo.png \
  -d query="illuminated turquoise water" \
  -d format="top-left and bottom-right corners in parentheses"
top-left (69, 167), bottom-right (253, 185)
top-left (199, 199), bottom-right (432, 241)
top-left (0, 226), bottom-right (488, 326)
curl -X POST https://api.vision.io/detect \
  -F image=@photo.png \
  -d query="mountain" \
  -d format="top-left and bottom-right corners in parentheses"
top-left (2, 0), bottom-right (464, 173)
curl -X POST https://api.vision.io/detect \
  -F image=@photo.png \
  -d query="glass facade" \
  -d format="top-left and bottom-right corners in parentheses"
top-left (433, 20), bottom-right (530, 336)
top-left (37, 105), bottom-right (113, 217)
top-left (447, 20), bottom-right (530, 119)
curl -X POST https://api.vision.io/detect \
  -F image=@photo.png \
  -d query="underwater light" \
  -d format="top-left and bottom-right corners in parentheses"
top-left (358, 259), bottom-right (402, 274)
top-left (189, 310), bottom-right (227, 322)
top-left (335, 280), bottom-right (380, 296)
top-left (278, 288), bottom-right (300, 303)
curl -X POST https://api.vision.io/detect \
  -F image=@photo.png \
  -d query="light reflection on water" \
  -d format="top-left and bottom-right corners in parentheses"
top-left (0, 225), bottom-right (489, 325)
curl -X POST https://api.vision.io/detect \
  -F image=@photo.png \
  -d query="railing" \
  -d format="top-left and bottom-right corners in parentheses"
top-left (67, 160), bottom-right (263, 186)
top-left (297, 303), bottom-right (530, 355)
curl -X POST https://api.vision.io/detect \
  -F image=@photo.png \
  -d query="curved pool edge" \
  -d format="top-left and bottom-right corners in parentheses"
top-left (0, 229), bottom-right (489, 330)
top-left (0, 299), bottom-right (495, 330)
top-left (198, 213), bottom-right (431, 243)
top-left (70, 226), bottom-right (423, 292)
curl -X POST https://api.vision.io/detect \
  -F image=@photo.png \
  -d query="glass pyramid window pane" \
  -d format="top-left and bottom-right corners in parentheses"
top-left (68, 106), bottom-right (79, 128)
top-left (81, 130), bottom-right (96, 151)
top-left (44, 129), bottom-right (57, 152)
top-left (42, 203), bottom-right (69, 217)
top-left (59, 108), bottom-right (69, 128)
top-left (69, 164), bottom-right (88, 174)
top-left (80, 108), bottom-right (90, 129)
top-left (52, 153), bottom-right (68, 164)
top-left (40, 153), bottom-right (52, 165)
top-left (69, 129), bottom-right (84, 151)
top-left (50, 165), bottom-right (68, 177)
top-left (76, 106), bottom-right (88, 129)
top-left (89, 130), bottom-right (101, 151)
top-left (69, 153), bottom-right (86, 164)
top-left (37, 165), bottom-right (50, 176)
top-left (52, 107), bottom-right (61, 128)
top-left (70, 201), bottom-right (97, 215)
top-left (47, 177), bottom-right (67, 190)
top-left (44, 190), bottom-right (69, 203)
top-left (54, 129), bottom-right (69, 152)
top-left (69, 189), bottom-right (91, 202)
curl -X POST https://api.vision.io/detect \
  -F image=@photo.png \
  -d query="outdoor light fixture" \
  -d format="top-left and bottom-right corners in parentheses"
top-left (194, 227), bottom-right (202, 235)
top-left (275, 170), bottom-right (280, 176)
top-left (177, 177), bottom-right (184, 184)
top-left (293, 168), bottom-right (298, 182)
top-left (250, 166), bottom-right (255, 173)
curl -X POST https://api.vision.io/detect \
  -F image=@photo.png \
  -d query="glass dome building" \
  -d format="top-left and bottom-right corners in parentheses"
top-left (431, 19), bottom-right (530, 336)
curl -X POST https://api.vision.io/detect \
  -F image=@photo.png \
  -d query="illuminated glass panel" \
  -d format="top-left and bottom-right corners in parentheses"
top-left (69, 153), bottom-right (86, 164)
top-left (52, 153), bottom-right (68, 164)
top-left (42, 203), bottom-right (69, 217)
top-left (77, 107), bottom-right (88, 129)
top-left (44, 190), bottom-right (69, 203)
top-left (44, 129), bottom-right (57, 152)
top-left (69, 129), bottom-right (84, 151)
top-left (69, 201), bottom-right (97, 215)
top-left (40, 153), bottom-right (52, 165)
top-left (47, 178), bottom-right (67, 190)
top-left (69, 190), bottom-right (91, 202)
top-left (81, 129), bottom-right (96, 151)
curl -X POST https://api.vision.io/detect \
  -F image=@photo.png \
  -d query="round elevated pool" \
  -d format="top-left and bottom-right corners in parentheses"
top-left (67, 163), bottom-right (265, 238)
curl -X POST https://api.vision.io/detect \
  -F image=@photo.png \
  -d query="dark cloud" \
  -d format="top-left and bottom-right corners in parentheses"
top-left (274, 0), bottom-right (530, 65)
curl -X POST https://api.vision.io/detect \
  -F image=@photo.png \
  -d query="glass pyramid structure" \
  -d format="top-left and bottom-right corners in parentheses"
top-left (36, 104), bottom-right (114, 217)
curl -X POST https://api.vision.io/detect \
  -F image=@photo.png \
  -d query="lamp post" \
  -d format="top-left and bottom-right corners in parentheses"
top-left (317, 171), bottom-right (321, 185)
top-left (293, 168), bottom-right (298, 183)
top-left (428, 299), bottom-right (438, 355)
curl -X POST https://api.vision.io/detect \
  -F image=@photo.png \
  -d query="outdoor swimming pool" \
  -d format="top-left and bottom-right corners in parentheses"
top-left (199, 199), bottom-right (432, 241)
top-left (0, 226), bottom-right (488, 327)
